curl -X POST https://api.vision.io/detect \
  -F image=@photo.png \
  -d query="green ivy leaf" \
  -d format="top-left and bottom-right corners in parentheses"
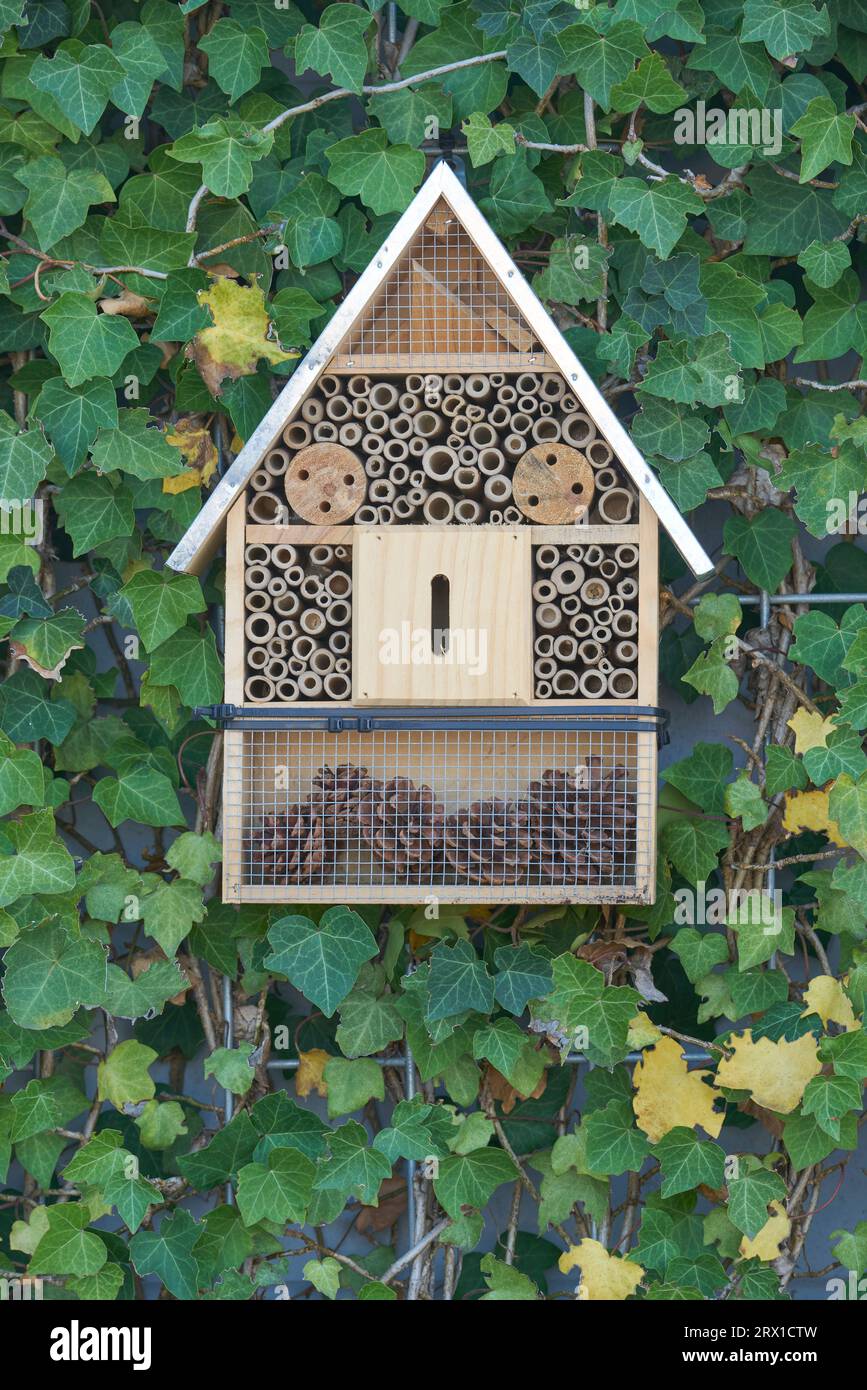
top-left (264, 907), bottom-right (378, 1018)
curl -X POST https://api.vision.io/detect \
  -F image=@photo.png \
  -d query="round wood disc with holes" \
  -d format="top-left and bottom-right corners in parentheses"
top-left (284, 443), bottom-right (366, 523)
top-left (513, 443), bottom-right (595, 524)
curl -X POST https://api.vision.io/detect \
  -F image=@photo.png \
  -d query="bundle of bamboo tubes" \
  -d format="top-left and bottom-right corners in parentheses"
top-left (531, 542), bottom-right (639, 699)
top-left (245, 372), bottom-right (638, 527)
top-left (243, 543), bottom-right (352, 703)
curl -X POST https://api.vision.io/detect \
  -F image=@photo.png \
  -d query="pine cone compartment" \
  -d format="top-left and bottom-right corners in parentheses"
top-left (358, 776), bottom-right (446, 878)
top-left (444, 798), bottom-right (532, 885)
top-left (249, 805), bottom-right (325, 884)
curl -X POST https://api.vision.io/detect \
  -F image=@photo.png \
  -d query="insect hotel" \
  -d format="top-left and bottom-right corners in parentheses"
top-left (168, 162), bottom-right (712, 906)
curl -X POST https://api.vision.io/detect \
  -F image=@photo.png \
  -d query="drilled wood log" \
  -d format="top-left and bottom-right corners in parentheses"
top-left (513, 443), bottom-right (594, 524)
top-left (284, 443), bottom-right (366, 523)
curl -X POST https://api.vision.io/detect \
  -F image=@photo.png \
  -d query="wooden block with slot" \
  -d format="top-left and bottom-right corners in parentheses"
top-left (352, 528), bottom-right (532, 704)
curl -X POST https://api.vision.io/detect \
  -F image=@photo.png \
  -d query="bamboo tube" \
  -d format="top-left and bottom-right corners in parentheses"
top-left (423, 445), bottom-right (457, 483)
top-left (539, 374), bottom-right (565, 402)
top-left (597, 559), bottom-right (617, 583)
top-left (424, 373), bottom-right (443, 393)
top-left (314, 589), bottom-right (330, 610)
top-left (277, 620), bottom-right (298, 641)
top-left (561, 394), bottom-right (578, 411)
top-left (484, 475), bottom-right (511, 505)
top-left (383, 439), bottom-right (408, 462)
top-left (412, 410), bottom-right (441, 439)
top-left (489, 404), bottom-right (510, 428)
top-left (538, 401), bottom-right (554, 416)
top-left (511, 413), bottom-right (532, 437)
top-left (324, 672), bottom-right (351, 700)
top-left (615, 544), bottom-right (639, 570)
top-left (369, 381), bottom-right (399, 410)
top-left (561, 413), bottom-right (594, 447)
top-left (451, 415), bottom-right (471, 436)
top-left (535, 679), bottom-right (552, 699)
top-left (579, 669), bottom-right (607, 698)
top-left (266, 658), bottom-right (288, 680)
top-left (534, 634), bottom-right (554, 656)
top-left (408, 436), bottom-right (426, 457)
top-left (245, 543), bottom-right (270, 565)
top-left (593, 625), bottom-right (612, 645)
top-left (376, 504), bottom-right (394, 524)
top-left (389, 461), bottom-right (410, 487)
top-left (276, 677), bottom-right (299, 701)
top-left (578, 639), bottom-right (602, 665)
top-left (406, 374), bottom-right (425, 393)
top-left (465, 403), bottom-right (485, 422)
top-left (393, 496), bottom-right (415, 520)
top-left (617, 577), bottom-right (638, 601)
top-left (423, 492), bottom-right (454, 523)
top-left (292, 635), bottom-right (316, 661)
top-left (310, 648), bottom-right (335, 676)
top-left (326, 600), bottom-right (351, 627)
top-left (309, 545), bottom-right (333, 571)
top-left (535, 603), bottom-right (561, 631)
top-left (268, 576), bottom-right (288, 597)
top-left (488, 510), bottom-right (503, 524)
top-left (553, 634), bottom-right (578, 663)
top-left (274, 591), bottom-right (300, 618)
top-left (598, 657), bottom-right (613, 675)
top-left (609, 595), bottom-right (625, 613)
top-left (407, 486), bottom-right (428, 509)
top-left (532, 578), bottom-right (557, 603)
top-left (532, 418), bottom-right (560, 443)
top-left (587, 439), bottom-right (613, 469)
top-left (424, 393), bottom-right (441, 410)
top-left (570, 613), bottom-right (594, 638)
top-left (325, 571), bottom-right (351, 598)
top-left (369, 478), bottom-right (395, 503)
top-left (517, 396), bottom-right (537, 412)
top-left (465, 374), bottom-right (492, 400)
top-left (399, 392), bottom-right (422, 414)
top-left (348, 375), bottom-right (371, 398)
top-left (335, 657), bottom-right (350, 674)
top-left (584, 545), bottom-right (604, 569)
top-left (534, 657), bottom-right (556, 680)
top-left (489, 373), bottom-right (505, 387)
top-left (300, 397), bottom-right (324, 423)
top-left (365, 455), bottom-right (386, 475)
top-left (612, 610), bottom-right (638, 637)
top-left (334, 546), bottom-right (348, 561)
top-left (552, 560), bottom-right (585, 594)
top-left (496, 384), bottom-right (517, 404)
top-left (265, 448), bottom-right (290, 476)
top-left (409, 469), bottom-right (425, 488)
top-left (247, 646), bottom-right (268, 670)
top-left (566, 545), bottom-right (585, 563)
top-left (245, 612), bottom-right (276, 644)
top-left (313, 421), bottom-right (338, 442)
top-left (366, 410), bottom-right (390, 435)
top-left (598, 488), bottom-right (634, 524)
top-left (516, 372), bottom-right (539, 396)
top-left (288, 656), bottom-right (305, 676)
top-left (442, 394), bottom-right (463, 417)
top-left (391, 413), bottom-right (414, 438)
top-left (298, 672), bottom-right (323, 698)
top-left (615, 640), bottom-right (638, 665)
top-left (594, 467), bottom-right (619, 492)
top-left (245, 675), bottom-right (274, 702)
top-left (561, 594), bottom-right (581, 616)
top-left (338, 421), bottom-right (362, 447)
top-left (457, 445), bottom-right (478, 466)
top-left (300, 608), bottom-right (326, 637)
top-left (325, 394), bottom-right (351, 421)
top-left (270, 544), bottom-right (297, 569)
top-left (329, 630), bottom-right (350, 655)
top-left (245, 564), bottom-right (271, 590)
top-left (469, 422), bottom-right (496, 448)
top-left (504, 434), bottom-right (526, 459)
top-left (249, 468), bottom-right (272, 493)
top-left (477, 447), bottom-right (505, 476)
top-left (455, 498), bottom-right (483, 524)
top-left (248, 492), bottom-right (287, 524)
top-left (503, 507), bottom-right (522, 524)
top-left (245, 590), bottom-right (269, 613)
top-left (300, 576), bottom-right (321, 600)
top-left (594, 606), bottom-right (613, 627)
top-left (536, 545), bottom-right (560, 570)
top-left (443, 373), bottom-right (463, 394)
top-left (320, 373), bottom-right (340, 396)
top-left (283, 565), bottom-right (304, 590)
top-left (552, 669), bottom-right (579, 696)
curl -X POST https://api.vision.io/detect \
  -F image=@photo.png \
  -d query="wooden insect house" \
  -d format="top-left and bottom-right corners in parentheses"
top-left (168, 162), bottom-right (712, 906)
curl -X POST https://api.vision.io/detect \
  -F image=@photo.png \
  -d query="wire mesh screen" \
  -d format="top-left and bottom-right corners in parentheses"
top-left (223, 720), bottom-right (658, 903)
top-left (336, 199), bottom-right (548, 369)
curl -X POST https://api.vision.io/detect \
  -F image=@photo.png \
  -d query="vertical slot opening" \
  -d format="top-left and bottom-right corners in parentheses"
top-left (431, 573), bottom-right (450, 656)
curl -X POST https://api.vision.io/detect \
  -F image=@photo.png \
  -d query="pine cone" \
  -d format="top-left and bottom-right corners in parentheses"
top-left (444, 798), bottom-right (531, 884)
top-left (526, 763), bottom-right (638, 885)
top-left (311, 763), bottom-right (378, 829)
top-left (357, 775), bottom-right (445, 877)
top-left (248, 804), bottom-right (325, 883)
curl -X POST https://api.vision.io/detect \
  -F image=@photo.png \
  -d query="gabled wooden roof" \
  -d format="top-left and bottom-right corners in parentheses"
top-left (167, 160), bottom-right (713, 578)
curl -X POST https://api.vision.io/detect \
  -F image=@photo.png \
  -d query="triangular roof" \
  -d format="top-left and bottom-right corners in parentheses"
top-left (167, 160), bottom-right (713, 578)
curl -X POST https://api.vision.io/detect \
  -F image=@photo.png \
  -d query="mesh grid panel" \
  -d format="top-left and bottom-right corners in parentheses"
top-left (337, 199), bottom-right (547, 368)
top-left (223, 720), bottom-right (657, 903)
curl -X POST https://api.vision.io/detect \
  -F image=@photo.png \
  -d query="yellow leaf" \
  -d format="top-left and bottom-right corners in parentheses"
top-left (627, 1012), bottom-right (662, 1051)
top-left (782, 789), bottom-right (845, 846)
top-left (633, 1034), bottom-right (724, 1142)
top-left (787, 709), bottom-right (836, 756)
top-left (10, 1204), bottom-right (50, 1255)
top-left (802, 974), bottom-right (858, 1031)
top-left (163, 418), bottom-right (219, 494)
top-left (189, 277), bottom-right (296, 394)
top-left (558, 1239), bottom-right (644, 1301)
top-left (295, 1048), bottom-right (330, 1099)
top-left (739, 1201), bottom-right (790, 1262)
top-left (715, 1030), bottom-right (821, 1114)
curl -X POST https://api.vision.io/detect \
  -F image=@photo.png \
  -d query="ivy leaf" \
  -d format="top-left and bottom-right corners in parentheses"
top-left (104, 957), bottom-right (188, 1020)
top-left (427, 939), bottom-right (494, 1021)
top-left (724, 509), bottom-right (797, 591)
top-left (670, 929), bottom-right (730, 984)
top-left (165, 829), bottom-right (223, 886)
top-left (41, 294), bottom-right (138, 388)
top-left (661, 817), bottom-right (730, 884)
top-left (140, 877), bottom-right (205, 956)
top-left (433, 1146), bottom-right (517, 1219)
top-left (0, 808), bottom-right (77, 907)
top-left (0, 424), bottom-right (53, 498)
top-left (2, 921), bottom-right (106, 1028)
top-left (335, 983), bottom-right (403, 1058)
top-left (293, 4), bottom-right (372, 94)
top-left (30, 1203), bottom-right (108, 1277)
top-left (472, 1018), bottom-right (545, 1095)
top-left (560, 20), bottom-right (648, 106)
top-left (724, 773), bottom-right (768, 832)
top-left (789, 608), bottom-right (860, 685)
top-left (324, 1056), bottom-right (385, 1118)
top-left (797, 238), bottom-right (850, 288)
top-left (653, 1127), bottom-right (725, 1198)
top-left (30, 41), bottom-right (123, 135)
top-left (168, 116), bottom-right (274, 198)
top-left (610, 52), bottom-right (687, 114)
top-left (584, 1100), bottom-right (650, 1175)
top-left (93, 767), bottom-right (184, 829)
top-left (493, 944), bottom-right (554, 1016)
top-left (97, 1039), bottom-right (156, 1109)
top-left (741, 0), bottom-right (830, 61)
top-left (791, 97), bottom-right (855, 184)
top-left (631, 397), bottom-right (710, 461)
top-left (198, 21), bottom-right (269, 103)
top-left (151, 268), bottom-right (211, 342)
top-left (177, 1110), bottom-right (259, 1189)
top-left (120, 569), bottom-right (204, 652)
top-left (0, 730), bottom-right (48, 814)
top-left (777, 442), bottom-right (867, 538)
top-left (479, 155), bottom-right (553, 235)
top-left (304, 1256), bottom-right (341, 1300)
top-left (662, 742), bottom-right (733, 814)
top-left (148, 625), bottom-right (223, 707)
top-left (540, 955), bottom-right (640, 1066)
top-left (16, 156), bottom-right (114, 252)
top-left (129, 1208), bottom-right (201, 1300)
top-left (728, 1164), bottom-right (788, 1239)
top-left (462, 112), bottom-right (516, 166)
top-left (326, 129), bottom-right (425, 215)
top-left (801, 1072), bottom-right (863, 1140)
top-left (32, 377), bottom-right (117, 475)
top-left (373, 1099), bottom-right (448, 1164)
top-left (682, 639), bottom-right (739, 714)
top-left (313, 1119), bottom-right (392, 1205)
top-left (608, 177), bottom-right (703, 259)
top-left (264, 907), bottom-right (378, 1018)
